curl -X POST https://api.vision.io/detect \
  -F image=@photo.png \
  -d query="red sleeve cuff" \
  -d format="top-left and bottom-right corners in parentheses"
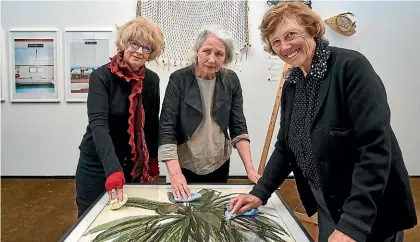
top-left (105, 171), bottom-right (125, 191)
top-left (149, 157), bottom-right (160, 177)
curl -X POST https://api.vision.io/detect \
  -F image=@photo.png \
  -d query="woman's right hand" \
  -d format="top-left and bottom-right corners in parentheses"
top-left (169, 171), bottom-right (191, 200)
top-left (105, 171), bottom-right (127, 209)
top-left (165, 159), bottom-right (191, 200)
top-left (228, 194), bottom-right (263, 215)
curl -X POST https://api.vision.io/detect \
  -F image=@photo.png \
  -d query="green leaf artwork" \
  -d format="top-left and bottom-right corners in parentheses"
top-left (81, 189), bottom-right (294, 242)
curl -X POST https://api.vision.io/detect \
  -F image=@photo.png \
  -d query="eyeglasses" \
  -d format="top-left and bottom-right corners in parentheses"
top-left (129, 40), bottom-right (153, 54)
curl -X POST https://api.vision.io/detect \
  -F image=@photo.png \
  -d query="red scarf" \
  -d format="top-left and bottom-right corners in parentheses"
top-left (108, 51), bottom-right (159, 183)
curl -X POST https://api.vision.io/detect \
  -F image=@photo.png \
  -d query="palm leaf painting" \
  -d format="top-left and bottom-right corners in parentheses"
top-left (83, 189), bottom-right (292, 242)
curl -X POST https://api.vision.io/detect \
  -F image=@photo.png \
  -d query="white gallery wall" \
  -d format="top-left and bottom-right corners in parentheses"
top-left (1, 0), bottom-right (420, 177)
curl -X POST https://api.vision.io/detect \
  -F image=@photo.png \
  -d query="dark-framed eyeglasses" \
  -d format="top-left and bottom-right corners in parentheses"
top-left (129, 40), bottom-right (153, 54)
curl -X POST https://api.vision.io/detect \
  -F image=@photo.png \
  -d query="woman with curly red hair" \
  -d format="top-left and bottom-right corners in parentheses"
top-left (75, 16), bottom-right (164, 217)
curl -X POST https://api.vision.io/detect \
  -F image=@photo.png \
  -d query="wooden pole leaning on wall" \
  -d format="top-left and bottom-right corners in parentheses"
top-left (258, 63), bottom-right (291, 175)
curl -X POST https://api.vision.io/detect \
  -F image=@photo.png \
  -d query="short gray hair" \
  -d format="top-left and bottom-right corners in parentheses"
top-left (191, 25), bottom-right (236, 65)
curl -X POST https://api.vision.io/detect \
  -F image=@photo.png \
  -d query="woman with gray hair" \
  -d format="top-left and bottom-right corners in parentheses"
top-left (158, 25), bottom-right (260, 200)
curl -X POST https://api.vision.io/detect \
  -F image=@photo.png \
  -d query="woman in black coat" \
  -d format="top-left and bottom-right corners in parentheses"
top-left (229, 3), bottom-right (417, 242)
top-left (158, 26), bottom-right (260, 201)
top-left (75, 17), bottom-right (164, 217)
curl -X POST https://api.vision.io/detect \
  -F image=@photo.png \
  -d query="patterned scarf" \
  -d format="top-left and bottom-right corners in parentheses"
top-left (108, 51), bottom-right (159, 183)
top-left (286, 37), bottom-right (330, 191)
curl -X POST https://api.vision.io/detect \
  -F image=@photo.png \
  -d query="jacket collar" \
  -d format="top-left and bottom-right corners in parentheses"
top-left (183, 65), bottom-right (228, 114)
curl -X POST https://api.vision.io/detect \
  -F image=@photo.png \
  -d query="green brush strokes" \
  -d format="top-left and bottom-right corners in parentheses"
top-left (83, 189), bottom-right (292, 242)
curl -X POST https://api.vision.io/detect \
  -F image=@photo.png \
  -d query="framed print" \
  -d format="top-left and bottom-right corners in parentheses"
top-left (64, 28), bottom-right (115, 102)
top-left (60, 184), bottom-right (314, 242)
top-left (8, 29), bottom-right (60, 102)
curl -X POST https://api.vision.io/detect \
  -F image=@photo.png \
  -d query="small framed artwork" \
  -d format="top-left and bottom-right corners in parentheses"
top-left (64, 28), bottom-right (115, 102)
top-left (8, 28), bottom-right (60, 102)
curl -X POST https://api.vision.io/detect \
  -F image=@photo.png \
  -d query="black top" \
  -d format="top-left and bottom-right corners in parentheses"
top-left (78, 63), bottom-right (160, 178)
top-left (159, 65), bottom-right (248, 148)
top-left (250, 46), bottom-right (417, 241)
top-left (287, 37), bottom-right (330, 191)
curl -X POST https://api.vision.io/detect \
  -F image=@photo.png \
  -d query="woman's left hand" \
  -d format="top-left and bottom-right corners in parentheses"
top-left (328, 230), bottom-right (356, 242)
top-left (246, 168), bottom-right (261, 184)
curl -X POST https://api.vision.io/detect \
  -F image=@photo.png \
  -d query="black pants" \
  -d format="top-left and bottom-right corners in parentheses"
top-left (311, 187), bottom-right (404, 242)
top-left (75, 152), bottom-right (135, 218)
top-left (181, 160), bottom-right (230, 183)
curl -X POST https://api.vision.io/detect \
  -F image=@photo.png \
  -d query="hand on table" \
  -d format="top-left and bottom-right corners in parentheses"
top-left (328, 229), bottom-right (356, 242)
top-left (108, 188), bottom-right (124, 203)
top-left (228, 194), bottom-right (263, 215)
top-left (169, 172), bottom-right (191, 200)
top-left (105, 171), bottom-right (127, 209)
top-left (246, 168), bottom-right (261, 184)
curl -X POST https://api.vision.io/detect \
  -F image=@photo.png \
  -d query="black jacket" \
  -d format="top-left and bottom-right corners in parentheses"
top-left (250, 47), bottom-right (417, 241)
top-left (78, 63), bottom-right (160, 178)
top-left (159, 65), bottom-right (248, 148)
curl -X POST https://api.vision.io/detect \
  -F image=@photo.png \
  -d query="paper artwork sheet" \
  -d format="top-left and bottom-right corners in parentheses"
top-left (268, 55), bottom-right (286, 82)
top-left (62, 185), bottom-right (312, 242)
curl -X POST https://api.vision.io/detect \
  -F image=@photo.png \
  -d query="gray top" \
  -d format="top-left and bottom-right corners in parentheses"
top-left (158, 77), bottom-right (233, 175)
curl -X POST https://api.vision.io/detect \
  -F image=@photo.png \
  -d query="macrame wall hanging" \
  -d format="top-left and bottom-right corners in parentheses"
top-left (266, 0), bottom-right (312, 8)
top-left (136, 0), bottom-right (250, 68)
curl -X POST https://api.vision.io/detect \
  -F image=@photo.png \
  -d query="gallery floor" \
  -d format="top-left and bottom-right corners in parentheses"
top-left (1, 177), bottom-right (419, 242)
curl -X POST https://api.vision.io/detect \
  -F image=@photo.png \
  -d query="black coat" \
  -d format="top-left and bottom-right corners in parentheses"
top-left (78, 64), bottom-right (160, 178)
top-left (158, 65), bottom-right (248, 148)
top-left (250, 47), bottom-right (417, 241)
